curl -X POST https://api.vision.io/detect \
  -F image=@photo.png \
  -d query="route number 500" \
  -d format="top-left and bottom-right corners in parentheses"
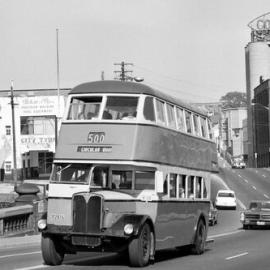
top-left (88, 132), bottom-right (105, 144)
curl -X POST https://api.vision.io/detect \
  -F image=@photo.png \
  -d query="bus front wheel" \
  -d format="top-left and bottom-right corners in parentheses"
top-left (191, 219), bottom-right (206, 255)
top-left (128, 223), bottom-right (153, 267)
top-left (41, 234), bottom-right (65, 266)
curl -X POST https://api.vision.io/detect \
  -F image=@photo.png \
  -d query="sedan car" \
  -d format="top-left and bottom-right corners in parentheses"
top-left (215, 189), bottom-right (237, 210)
top-left (209, 201), bottom-right (218, 226)
top-left (240, 200), bottom-right (270, 229)
top-left (232, 161), bottom-right (246, 169)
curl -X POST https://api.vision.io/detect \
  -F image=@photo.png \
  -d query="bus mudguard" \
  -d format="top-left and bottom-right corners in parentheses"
top-left (109, 214), bottom-right (154, 237)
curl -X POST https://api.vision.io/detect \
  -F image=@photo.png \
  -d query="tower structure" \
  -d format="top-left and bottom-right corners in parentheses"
top-left (245, 12), bottom-right (270, 167)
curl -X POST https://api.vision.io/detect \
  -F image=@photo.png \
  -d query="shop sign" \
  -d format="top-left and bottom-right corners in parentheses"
top-left (20, 96), bottom-right (59, 116)
top-left (21, 135), bottom-right (55, 151)
top-left (248, 12), bottom-right (270, 31)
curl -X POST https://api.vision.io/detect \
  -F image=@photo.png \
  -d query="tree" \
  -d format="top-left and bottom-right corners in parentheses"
top-left (220, 91), bottom-right (247, 109)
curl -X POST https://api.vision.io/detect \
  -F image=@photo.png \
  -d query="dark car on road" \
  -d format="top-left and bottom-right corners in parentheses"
top-left (240, 201), bottom-right (270, 229)
top-left (209, 201), bottom-right (218, 226)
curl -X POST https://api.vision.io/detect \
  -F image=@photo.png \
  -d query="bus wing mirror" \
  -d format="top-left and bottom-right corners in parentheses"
top-left (156, 171), bottom-right (164, 193)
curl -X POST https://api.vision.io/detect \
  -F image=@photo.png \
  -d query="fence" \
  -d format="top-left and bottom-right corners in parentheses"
top-left (0, 200), bottom-right (47, 237)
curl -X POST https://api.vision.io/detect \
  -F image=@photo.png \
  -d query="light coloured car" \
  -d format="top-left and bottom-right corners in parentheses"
top-left (232, 161), bottom-right (246, 169)
top-left (215, 189), bottom-right (237, 210)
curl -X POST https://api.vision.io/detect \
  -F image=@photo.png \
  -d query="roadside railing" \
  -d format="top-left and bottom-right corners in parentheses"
top-left (0, 205), bottom-right (34, 236)
top-left (0, 198), bottom-right (47, 237)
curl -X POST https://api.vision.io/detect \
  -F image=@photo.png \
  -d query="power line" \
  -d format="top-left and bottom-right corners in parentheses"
top-left (134, 64), bottom-right (233, 92)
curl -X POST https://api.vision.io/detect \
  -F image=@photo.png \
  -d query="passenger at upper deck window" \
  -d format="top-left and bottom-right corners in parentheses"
top-left (122, 108), bottom-right (137, 120)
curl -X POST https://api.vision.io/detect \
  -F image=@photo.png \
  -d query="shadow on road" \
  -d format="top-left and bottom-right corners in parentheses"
top-left (63, 246), bottom-right (212, 267)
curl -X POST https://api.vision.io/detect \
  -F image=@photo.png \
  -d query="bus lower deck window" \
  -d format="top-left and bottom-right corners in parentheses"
top-left (112, 171), bottom-right (132, 189)
top-left (135, 171), bottom-right (155, 190)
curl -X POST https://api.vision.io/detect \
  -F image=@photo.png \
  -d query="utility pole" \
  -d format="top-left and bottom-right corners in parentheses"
top-left (56, 28), bottom-right (60, 117)
top-left (55, 28), bottom-right (60, 153)
top-left (114, 61), bottom-right (133, 81)
top-left (10, 81), bottom-right (18, 188)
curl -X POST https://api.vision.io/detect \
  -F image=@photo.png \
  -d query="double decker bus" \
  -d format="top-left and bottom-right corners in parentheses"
top-left (38, 80), bottom-right (218, 267)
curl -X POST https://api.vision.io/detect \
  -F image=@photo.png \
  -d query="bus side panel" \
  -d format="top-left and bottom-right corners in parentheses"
top-left (55, 123), bottom-right (217, 172)
top-left (135, 125), bottom-right (217, 172)
top-left (154, 200), bottom-right (209, 250)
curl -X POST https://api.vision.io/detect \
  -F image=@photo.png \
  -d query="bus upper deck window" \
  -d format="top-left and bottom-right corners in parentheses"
top-left (193, 114), bottom-right (201, 136)
top-left (185, 111), bottom-right (192, 134)
top-left (156, 99), bottom-right (166, 125)
top-left (167, 103), bottom-right (176, 129)
top-left (143, 97), bottom-right (155, 122)
top-left (207, 119), bottom-right (213, 139)
top-left (176, 107), bottom-right (186, 132)
top-left (67, 96), bottom-right (102, 120)
top-left (102, 96), bottom-right (138, 120)
top-left (200, 117), bottom-right (207, 138)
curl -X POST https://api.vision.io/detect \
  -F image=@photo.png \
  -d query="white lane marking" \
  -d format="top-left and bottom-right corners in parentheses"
top-left (15, 265), bottom-right (49, 270)
top-left (244, 179), bottom-right (248, 183)
top-left (237, 198), bottom-right (246, 210)
top-left (262, 175), bottom-right (266, 178)
top-left (252, 186), bottom-right (257, 190)
top-left (238, 174), bottom-right (242, 178)
top-left (264, 194), bottom-right (269, 199)
top-left (0, 251), bottom-right (41, 259)
top-left (209, 230), bottom-right (243, 239)
top-left (226, 252), bottom-right (248, 260)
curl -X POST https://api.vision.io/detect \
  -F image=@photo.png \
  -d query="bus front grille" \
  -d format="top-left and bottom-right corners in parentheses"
top-left (73, 194), bottom-right (103, 233)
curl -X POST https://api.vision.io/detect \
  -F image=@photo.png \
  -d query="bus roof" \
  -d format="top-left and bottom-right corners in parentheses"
top-left (70, 80), bottom-right (208, 117)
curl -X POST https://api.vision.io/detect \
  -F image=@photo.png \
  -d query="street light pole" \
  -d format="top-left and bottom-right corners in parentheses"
top-left (10, 81), bottom-right (18, 188)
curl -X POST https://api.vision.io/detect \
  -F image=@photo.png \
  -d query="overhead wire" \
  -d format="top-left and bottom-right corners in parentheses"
top-left (134, 64), bottom-right (227, 102)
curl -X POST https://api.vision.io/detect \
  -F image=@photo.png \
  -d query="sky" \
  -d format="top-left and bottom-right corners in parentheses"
top-left (1, 0), bottom-right (270, 103)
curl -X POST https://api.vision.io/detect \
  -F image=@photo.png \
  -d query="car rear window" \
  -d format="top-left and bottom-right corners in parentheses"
top-left (218, 192), bottom-right (234, 198)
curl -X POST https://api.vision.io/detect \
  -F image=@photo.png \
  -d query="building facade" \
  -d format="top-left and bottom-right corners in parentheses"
top-left (253, 79), bottom-right (270, 167)
top-left (221, 108), bottom-right (247, 161)
top-left (0, 88), bottom-right (70, 180)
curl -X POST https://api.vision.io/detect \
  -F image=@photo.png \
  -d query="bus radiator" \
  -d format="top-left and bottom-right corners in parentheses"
top-left (73, 194), bottom-right (103, 233)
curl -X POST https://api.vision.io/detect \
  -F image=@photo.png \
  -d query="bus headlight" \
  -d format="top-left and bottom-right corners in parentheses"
top-left (124, 224), bottom-right (134, 235)
top-left (38, 219), bottom-right (47, 230)
top-left (240, 212), bottom-right (245, 222)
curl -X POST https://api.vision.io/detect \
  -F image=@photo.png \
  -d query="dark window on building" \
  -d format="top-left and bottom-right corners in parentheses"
top-left (5, 126), bottom-right (11, 136)
top-left (21, 116), bottom-right (55, 135)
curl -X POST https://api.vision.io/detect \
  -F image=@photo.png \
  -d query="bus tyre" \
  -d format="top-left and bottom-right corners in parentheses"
top-left (191, 219), bottom-right (206, 255)
top-left (41, 234), bottom-right (64, 266)
top-left (128, 223), bottom-right (153, 267)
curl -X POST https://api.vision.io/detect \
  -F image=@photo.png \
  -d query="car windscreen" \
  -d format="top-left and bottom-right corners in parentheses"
top-left (252, 202), bottom-right (270, 210)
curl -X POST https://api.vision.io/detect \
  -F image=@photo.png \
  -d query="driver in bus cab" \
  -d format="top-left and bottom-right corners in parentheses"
top-left (91, 168), bottom-right (107, 187)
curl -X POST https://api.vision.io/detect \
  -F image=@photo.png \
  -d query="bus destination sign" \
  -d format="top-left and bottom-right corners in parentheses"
top-left (77, 146), bottom-right (112, 153)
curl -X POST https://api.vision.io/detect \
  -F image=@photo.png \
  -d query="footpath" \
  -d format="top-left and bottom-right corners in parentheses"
top-left (0, 181), bottom-right (42, 249)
